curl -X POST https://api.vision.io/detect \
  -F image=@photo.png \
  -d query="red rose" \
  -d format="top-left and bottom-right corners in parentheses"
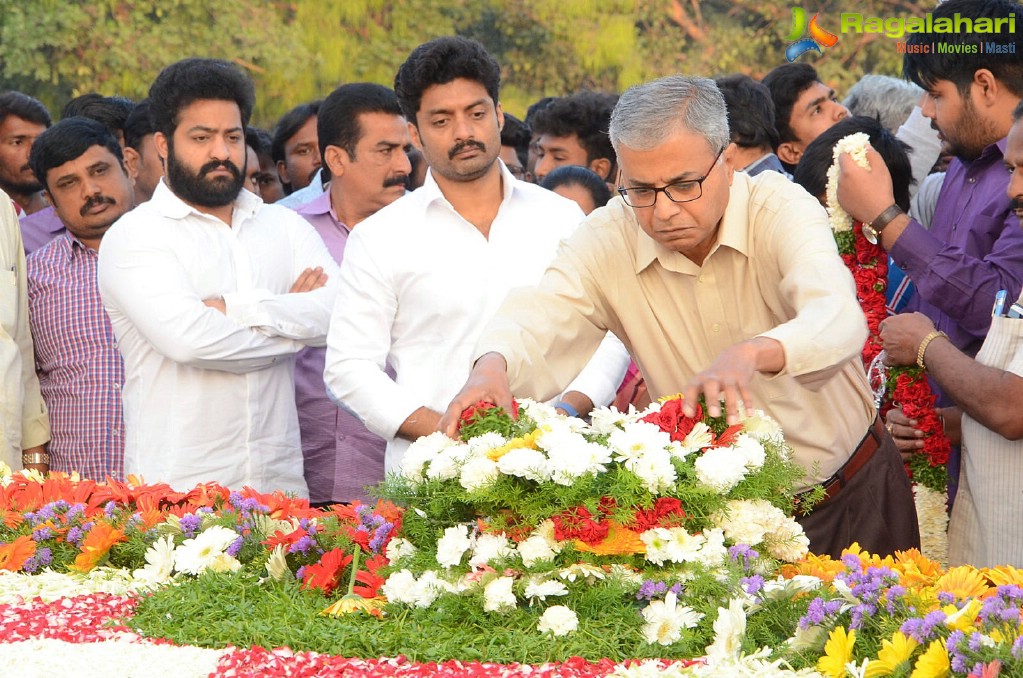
top-left (641, 398), bottom-right (702, 442)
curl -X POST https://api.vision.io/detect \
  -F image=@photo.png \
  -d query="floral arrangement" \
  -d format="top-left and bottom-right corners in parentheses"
top-left (826, 133), bottom-right (950, 493)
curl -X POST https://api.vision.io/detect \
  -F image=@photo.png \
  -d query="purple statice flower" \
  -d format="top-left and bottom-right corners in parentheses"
top-left (950, 653), bottom-right (968, 674)
top-left (841, 553), bottom-right (863, 571)
top-left (937, 591), bottom-right (955, 605)
top-left (295, 566), bottom-right (306, 581)
top-left (971, 662), bottom-right (986, 677)
top-left (850, 602), bottom-right (878, 630)
top-left (968, 632), bottom-right (988, 652)
top-left (288, 535), bottom-right (319, 556)
top-left (35, 503), bottom-right (57, 521)
top-left (728, 544), bottom-right (759, 570)
top-left (22, 511), bottom-right (37, 524)
top-left (22, 547), bottom-right (53, 574)
top-left (368, 522), bottom-right (394, 553)
top-left (741, 575), bottom-right (765, 596)
top-left (227, 536), bottom-right (244, 558)
top-left (228, 491), bottom-right (244, 508)
top-left (31, 526), bottom-right (53, 542)
top-left (104, 501), bottom-right (118, 518)
top-left (297, 517), bottom-right (319, 534)
top-left (636, 580), bottom-right (668, 601)
top-left (178, 513), bottom-right (202, 539)
top-left (1012, 635), bottom-right (1023, 660)
top-left (668, 583), bottom-right (684, 596)
top-left (902, 610), bottom-right (947, 643)
top-left (66, 503), bottom-right (85, 521)
top-left (66, 526), bottom-right (85, 547)
top-left (883, 585), bottom-right (907, 614)
top-left (799, 597), bottom-right (829, 629)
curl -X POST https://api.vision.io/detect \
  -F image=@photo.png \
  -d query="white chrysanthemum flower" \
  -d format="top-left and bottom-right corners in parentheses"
top-left (523, 577), bottom-right (569, 602)
top-left (705, 598), bottom-right (747, 664)
top-left (384, 537), bottom-right (417, 564)
top-left (469, 533), bottom-right (514, 568)
top-left (674, 421), bottom-right (714, 458)
top-left (694, 446), bottom-right (748, 493)
top-left (741, 410), bottom-right (784, 443)
top-left (459, 456), bottom-right (500, 492)
top-left (765, 519), bottom-right (811, 563)
top-left (425, 450), bottom-right (460, 481)
top-left (264, 544), bottom-right (289, 581)
top-left (381, 569), bottom-right (418, 605)
top-left (411, 570), bottom-right (448, 607)
top-left (495, 447), bottom-right (549, 482)
top-left (483, 575), bottom-right (517, 612)
top-left (588, 405), bottom-right (641, 435)
top-left (641, 591), bottom-right (704, 646)
top-left (518, 520), bottom-right (563, 567)
top-left (629, 449), bottom-right (678, 494)
top-left (608, 422), bottom-right (672, 465)
top-left (825, 132), bottom-right (871, 233)
top-left (133, 534), bottom-right (176, 585)
top-left (467, 431), bottom-right (508, 456)
top-left (694, 528), bottom-right (727, 568)
top-left (712, 498), bottom-right (787, 547)
top-left (400, 431), bottom-right (457, 482)
top-left (640, 527), bottom-right (704, 565)
top-left (435, 524), bottom-right (472, 568)
top-left (541, 429), bottom-right (606, 485)
top-left (173, 525), bottom-right (240, 575)
top-left (537, 605), bottom-right (579, 637)
top-left (731, 434), bottom-right (766, 472)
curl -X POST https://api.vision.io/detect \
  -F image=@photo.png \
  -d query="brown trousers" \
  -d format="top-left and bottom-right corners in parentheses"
top-left (797, 432), bottom-right (921, 559)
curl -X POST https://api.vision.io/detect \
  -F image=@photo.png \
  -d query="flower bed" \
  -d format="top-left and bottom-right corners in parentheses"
top-left (0, 397), bottom-right (1018, 676)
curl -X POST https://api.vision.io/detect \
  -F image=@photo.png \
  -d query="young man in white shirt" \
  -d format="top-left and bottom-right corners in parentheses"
top-left (324, 37), bottom-right (628, 473)
top-left (98, 58), bottom-right (338, 495)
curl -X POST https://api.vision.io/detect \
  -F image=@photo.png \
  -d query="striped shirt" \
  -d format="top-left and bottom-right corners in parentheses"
top-left (27, 233), bottom-right (124, 480)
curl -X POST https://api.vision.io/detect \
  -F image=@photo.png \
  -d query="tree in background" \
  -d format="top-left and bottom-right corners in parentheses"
top-left (0, 0), bottom-right (927, 126)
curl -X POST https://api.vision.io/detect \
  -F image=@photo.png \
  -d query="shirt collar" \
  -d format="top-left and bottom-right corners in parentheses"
top-left (416, 160), bottom-right (518, 212)
top-left (149, 179), bottom-right (262, 224)
top-left (633, 173), bottom-right (751, 274)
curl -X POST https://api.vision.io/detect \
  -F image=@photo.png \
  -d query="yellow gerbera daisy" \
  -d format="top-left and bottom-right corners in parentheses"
top-left (910, 638), bottom-right (949, 678)
top-left (864, 631), bottom-right (918, 677)
top-left (817, 626), bottom-right (856, 678)
top-left (487, 428), bottom-right (543, 461)
top-left (934, 566), bottom-right (991, 601)
top-left (321, 593), bottom-right (386, 618)
top-left (986, 565), bottom-right (1023, 588)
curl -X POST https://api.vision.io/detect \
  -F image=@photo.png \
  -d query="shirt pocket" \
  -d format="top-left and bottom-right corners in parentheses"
top-left (0, 267), bottom-right (19, 335)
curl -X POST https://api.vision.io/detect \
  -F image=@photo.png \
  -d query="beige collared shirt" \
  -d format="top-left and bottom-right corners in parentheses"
top-left (477, 171), bottom-right (874, 488)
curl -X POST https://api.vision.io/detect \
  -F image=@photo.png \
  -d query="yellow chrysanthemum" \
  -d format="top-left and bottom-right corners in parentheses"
top-left (487, 428), bottom-right (543, 461)
top-left (934, 566), bottom-right (991, 601)
top-left (780, 552), bottom-right (845, 583)
top-left (864, 631), bottom-right (919, 677)
top-left (843, 543), bottom-right (897, 571)
top-left (986, 565), bottom-right (1023, 588)
top-left (910, 638), bottom-right (949, 678)
top-left (893, 549), bottom-right (943, 588)
top-left (817, 626), bottom-right (856, 678)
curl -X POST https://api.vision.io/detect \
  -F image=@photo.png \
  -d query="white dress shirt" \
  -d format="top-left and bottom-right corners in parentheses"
top-left (98, 181), bottom-right (338, 495)
top-left (1, 192), bottom-right (49, 468)
top-left (324, 163), bottom-right (629, 471)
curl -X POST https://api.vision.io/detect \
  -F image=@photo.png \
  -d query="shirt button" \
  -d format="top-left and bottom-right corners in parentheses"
top-left (712, 323), bottom-right (720, 332)
top-left (698, 275), bottom-right (705, 283)
top-left (967, 177), bottom-right (977, 184)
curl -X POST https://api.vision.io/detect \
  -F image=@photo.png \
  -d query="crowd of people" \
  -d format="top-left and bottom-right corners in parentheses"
top-left (1, 0), bottom-right (1021, 567)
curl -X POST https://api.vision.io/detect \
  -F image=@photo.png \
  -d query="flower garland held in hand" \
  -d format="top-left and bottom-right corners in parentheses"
top-left (825, 133), bottom-right (950, 494)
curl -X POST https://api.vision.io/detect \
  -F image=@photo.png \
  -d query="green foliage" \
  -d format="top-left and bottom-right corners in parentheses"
top-left (1, 0), bottom-right (920, 126)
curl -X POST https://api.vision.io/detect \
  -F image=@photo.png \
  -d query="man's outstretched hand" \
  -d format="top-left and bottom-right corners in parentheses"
top-left (439, 353), bottom-right (513, 437)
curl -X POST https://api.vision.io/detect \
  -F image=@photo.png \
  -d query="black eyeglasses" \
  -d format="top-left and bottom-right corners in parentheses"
top-left (617, 147), bottom-right (724, 208)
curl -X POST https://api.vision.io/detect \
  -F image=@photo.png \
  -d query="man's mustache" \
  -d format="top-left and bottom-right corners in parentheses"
top-left (80, 194), bottom-right (116, 216)
top-left (448, 140), bottom-right (486, 160)
top-left (199, 160), bottom-right (242, 180)
top-left (1011, 197), bottom-right (1023, 212)
top-left (383, 174), bottom-right (409, 189)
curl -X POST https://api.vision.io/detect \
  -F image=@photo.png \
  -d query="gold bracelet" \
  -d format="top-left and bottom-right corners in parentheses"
top-left (916, 330), bottom-right (949, 369)
top-left (21, 451), bottom-right (49, 466)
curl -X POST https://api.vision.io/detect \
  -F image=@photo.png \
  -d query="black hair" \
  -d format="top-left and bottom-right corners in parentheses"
top-left (147, 58), bottom-right (255, 138)
top-left (540, 165), bottom-right (612, 209)
top-left (1014, 100), bottom-right (1023, 122)
top-left (28, 116), bottom-right (124, 193)
top-left (123, 99), bottom-right (157, 151)
top-left (793, 115), bottom-right (914, 212)
top-left (61, 93), bottom-right (135, 135)
top-left (530, 91), bottom-right (618, 166)
top-left (318, 83), bottom-right (403, 160)
top-left (0, 91), bottom-right (52, 128)
top-left (500, 112), bottom-right (531, 169)
top-left (904, 0), bottom-right (1023, 97)
top-left (245, 127), bottom-right (273, 160)
top-left (394, 36), bottom-right (500, 126)
top-left (524, 97), bottom-right (556, 127)
top-left (761, 62), bottom-right (820, 145)
top-left (271, 100), bottom-right (321, 164)
top-left (715, 74), bottom-right (779, 151)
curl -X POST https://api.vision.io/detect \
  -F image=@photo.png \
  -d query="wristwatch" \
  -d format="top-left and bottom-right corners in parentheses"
top-left (862, 204), bottom-right (904, 245)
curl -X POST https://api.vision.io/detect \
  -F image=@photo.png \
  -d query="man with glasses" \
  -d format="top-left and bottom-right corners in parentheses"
top-left (441, 75), bottom-right (919, 559)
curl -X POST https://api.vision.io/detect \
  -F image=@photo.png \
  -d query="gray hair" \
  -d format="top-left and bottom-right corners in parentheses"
top-left (609, 75), bottom-right (730, 154)
top-left (843, 75), bottom-right (923, 133)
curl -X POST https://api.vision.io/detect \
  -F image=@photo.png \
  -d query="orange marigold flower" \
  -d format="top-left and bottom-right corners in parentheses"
top-left (780, 552), bottom-right (845, 582)
top-left (69, 523), bottom-right (126, 573)
top-left (0, 535), bottom-right (37, 572)
top-left (574, 522), bottom-right (646, 556)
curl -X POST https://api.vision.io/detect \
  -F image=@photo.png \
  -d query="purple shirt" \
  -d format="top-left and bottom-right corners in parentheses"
top-left (293, 191), bottom-right (386, 504)
top-left (891, 138), bottom-right (1023, 358)
top-left (19, 206), bottom-right (66, 256)
top-left (26, 233), bottom-right (125, 480)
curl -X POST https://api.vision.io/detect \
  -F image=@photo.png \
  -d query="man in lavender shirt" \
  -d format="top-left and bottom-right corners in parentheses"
top-left (837, 0), bottom-right (1023, 503)
top-left (293, 83), bottom-right (412, 506)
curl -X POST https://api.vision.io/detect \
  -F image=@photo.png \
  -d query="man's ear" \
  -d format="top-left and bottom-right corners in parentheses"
top-left (776, 141), bottom-right (803, 167)
top-left (154, 132), bottom-right (169, 162)
top-left (276, 159), bottom-right (291, 185)
top-left (972, 68), bottom-right (1000, 107)
top-left (323, 145), bottom-right (348, 179)
top-left (408, 121), bottom-right (423, 151)
top-left (588, 157), bottom-right (613, 181)
top-left (123, 146), bottom-right (141, 181)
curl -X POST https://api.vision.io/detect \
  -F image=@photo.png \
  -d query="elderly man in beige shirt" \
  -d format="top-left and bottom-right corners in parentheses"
top-left (1, 190), bottom-right (50, 473)
top-left (442, 75), bottom-right (919, 558)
